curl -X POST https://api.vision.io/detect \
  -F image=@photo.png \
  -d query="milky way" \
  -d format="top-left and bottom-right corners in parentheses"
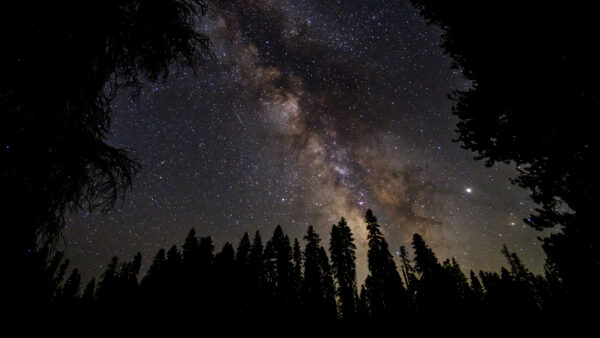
top-left (64, 0), bottom-right (550, 282)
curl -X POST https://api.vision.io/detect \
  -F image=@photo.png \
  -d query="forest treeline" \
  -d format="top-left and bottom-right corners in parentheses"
top-left (42, 210), bottom-right (565, 331)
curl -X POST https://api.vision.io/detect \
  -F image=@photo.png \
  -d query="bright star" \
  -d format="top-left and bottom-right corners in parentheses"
top-left (465, 187), bottom-right (472, 193)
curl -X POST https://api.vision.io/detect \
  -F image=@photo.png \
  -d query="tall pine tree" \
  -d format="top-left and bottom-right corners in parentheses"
top-left (364, 210), bottom-right (406, 320)
top-left (329, 217), bottom-right (358, 322)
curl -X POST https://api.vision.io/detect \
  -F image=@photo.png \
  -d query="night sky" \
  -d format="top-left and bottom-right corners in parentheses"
top-left (64, 0), bottom-right (550, 282)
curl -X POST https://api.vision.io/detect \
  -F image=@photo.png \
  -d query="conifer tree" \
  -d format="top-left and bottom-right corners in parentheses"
top-left (329, 217), bottom-right (358, 322)
top-left (166, 245), bottom-right (182, 275)
top-left (182, 228), bottom-right (199, 265)
top-left (290, 238), bottom-right (303, 315)
top-left (81, 278), bottom-right (96, 304)
top-left (60, 269), bottom-right (81, 302)
top-left (468, 270), bottom-right (485, 312)
top-left (364, 210), bottom-right (406, 320)
top-left (235, 233), bottom-right (251, 272)
top-left (398, 245), bottom-right (416, 310)
top-left (411, 233), bottom-right (452, 318)
top-left (141, 248), bottom-right (166, 290)
top-left (319, 246), bottom-right (338, 321)
top-left (215, 242), bottom-right (236, 316)
top-left (357, 284), bottom-right (370, 322)
top-left (249, 231), bottom-right (265, 292)
top-left (292, 238), bottom-right (303, 290)
top-left (96, 256), bottom-right (119, 302)
top-left (248, 231), bottom-right (267, 316)
top-left (263, 226), bottom-right (294, 323)
top-left (303, 225), bottom-right (324, 320)
top-left (233, 233), bottom-right (252, 318)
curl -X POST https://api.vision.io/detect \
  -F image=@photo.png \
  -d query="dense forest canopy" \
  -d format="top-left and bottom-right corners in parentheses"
top-left (44, 210), bottom-right (551, 331)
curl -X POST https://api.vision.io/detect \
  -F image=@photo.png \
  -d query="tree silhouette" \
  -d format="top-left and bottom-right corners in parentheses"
top-left (96, 256), bottom-right (120, 302)
top-left (37, 221), bottom-right (568, 330)
top-left (357, 285), bottom-right (370, 323)
top-left (247, 231), bottom-right (267, 320)
top-left (411, 0), bottom-right (600, 309)
top-left (215, 242), bottom-right (236, 319)
top-left (398, 245), bottom-right (416, 311)
top-left (330, 217), bottom-right (358, 322)
top-left (319, 246), bottom-right (338, 321)
top-left (290, 238), bottom-right (304, 317)
top-left (263, 225), bottom-right (295, 323)
top-left (234, 232), bottom-right (252, 317)
top-left (364, 210), bottom-right (406, 321)
top-left (302, 225), bottom-right (328, 321)
top-left (3, 0), bottom-right (210, 254)
top-left (3, 1), bottom-right (212, 323)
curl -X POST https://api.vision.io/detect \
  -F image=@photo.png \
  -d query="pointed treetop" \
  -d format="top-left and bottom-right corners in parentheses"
top-left (365, 209), bottom-right (377, 224)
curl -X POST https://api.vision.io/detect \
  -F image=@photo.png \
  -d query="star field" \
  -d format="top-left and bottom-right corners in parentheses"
top-left (64, 0), bottom-right (551, 282)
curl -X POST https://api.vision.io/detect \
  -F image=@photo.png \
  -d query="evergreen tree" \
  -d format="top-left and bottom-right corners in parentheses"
top-left (500, 245), bottom-right (541, 316)
top-left (303, 225), bottom-right (325, 320)
top-left (290, 238), bottom-right (303, 315)
top-left (248, 231), bottom-right (266, 317)
top-left (269, 226), bottom-right (293, 299)
top-left (411, 233), bottom-right (452, 318)
top-left (292, 238), bottom-right (303, 290)
top-left (198, 236), bottom-right (215, 268)
top-left (364, 210), bottom-right (406, 320)
top-left (249, 230), bottom-right (265, 292)
top-left (60, 269), bottom-right (81, 302)
top-left (215, 242), bottom-right (236, 317)
top-left (468, 270), bottom-right (485, 313)
top-left (319, 246), bottom-right (338, 321)
top-left (357, 284), bottom-right (370, 323)
top-left (235, 233), bottom-right (251, 272)
top-left (329, 217), bottom-right (358, 322)
top-left (263, 226), bottom-right (295, 323)
top-left (121, 252), bottom-right (142, 287)
top-left (234, 233), bottom-right (252, 318)
top-left (182, 228), bottom-right (200, 266)
top-left (96, 256), bottom-right (119, 302)
top-left (398, 245), bottom-right (416, 310)
top-left (165, 245), bottom-right (183, 291)
top-left (81, 278), bottom-right (96, 304)
top-left (141, 248), bottom-right (166, 290)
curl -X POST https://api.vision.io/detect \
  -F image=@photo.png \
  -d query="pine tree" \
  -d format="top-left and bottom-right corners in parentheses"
top-left (249, 231), bottom-right (265, 293)
top-left (292, 238), bottom-right (303, 290)
top-left (263, 226), bottom-right (295, 323)
top-left (303, 225), bottom-right (324, 320)
top-left (411, 233), bottom-right (448, 318)
top-left (357, 284), bottom-right (370, 322)
top-left (364, 210), bottom-right (406, 320)
top-left (398, 245), bottom-right (416, 309)
top-left (60, 269), bottom-right (81, 302)
top-left (468, 270), bottom-right (485, 312)
top-left (215, 242), bottom-right (236, 317)
top-left (81, 278), bottom-right (96, 304)
top-left (290, 238), bottom-right (303, 314)
top-left (165, 245), bottom-right (182, 276)
top-left (329, 217), bottom-right (358, 322)
top-left (235, 233), bottom-right (251, 272)
top-left (248, 231), bottom-right (266, 317)
top-left (96, 256), bottom-right (119, 302)
top-left (141, 248), bottom-right (166, 290)
top-left (182, 228), bottom-right (199, 265)
top-left (319, 246), bottom-right (338, 321)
